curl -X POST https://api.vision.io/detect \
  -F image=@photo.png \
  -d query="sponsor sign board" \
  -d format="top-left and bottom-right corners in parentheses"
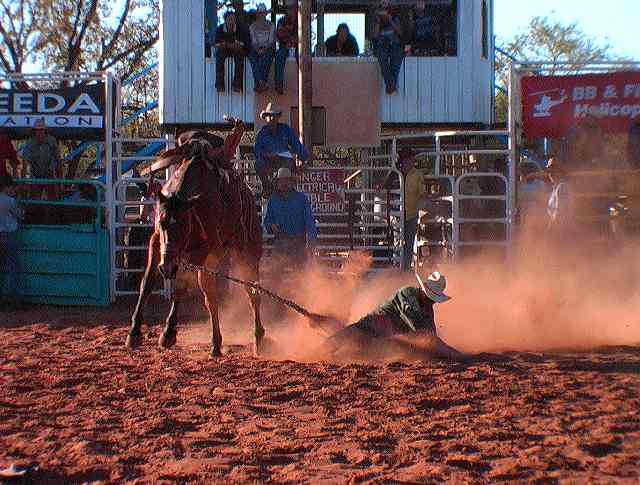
top-left (297, 169), bottom-right (346, 214)
top-left (522, 71), bottom-right (640, 138)
top-left (0, 82), bottom-right (108, 139)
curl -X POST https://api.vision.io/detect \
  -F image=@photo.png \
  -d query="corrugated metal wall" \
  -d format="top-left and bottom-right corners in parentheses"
top-left (160, 0), bottom-right (494, 128)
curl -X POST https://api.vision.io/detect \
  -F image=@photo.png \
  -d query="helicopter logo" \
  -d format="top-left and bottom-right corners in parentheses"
top-left (530, 88), bottom-right (568, 118)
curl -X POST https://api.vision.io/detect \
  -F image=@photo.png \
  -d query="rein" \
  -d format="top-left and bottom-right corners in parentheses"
top-left (180, 262), bottom-right (343, 334)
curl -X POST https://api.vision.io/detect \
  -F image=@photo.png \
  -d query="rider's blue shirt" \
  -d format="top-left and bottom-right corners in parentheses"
top-left (263, 189), bottom-right (317, 243)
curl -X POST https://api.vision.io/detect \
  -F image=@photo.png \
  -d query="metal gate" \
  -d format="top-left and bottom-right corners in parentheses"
top-left (381, 130), bottom-right (515, 265)
top-left (110, 136), bottom-right (175, 301)
top-left (234, 156), bottom-right (406, 271)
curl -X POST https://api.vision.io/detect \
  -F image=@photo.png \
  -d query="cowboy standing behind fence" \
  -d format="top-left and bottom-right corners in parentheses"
top-left (263, 167), bottom-right (317, 267)
top-left (254, 103), bottom-right (309, 197)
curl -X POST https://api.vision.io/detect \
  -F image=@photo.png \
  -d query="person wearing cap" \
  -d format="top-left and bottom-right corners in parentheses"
top-left (397, 147), bottom-right (426, 270)
top-left (407, 0), bottom-right (439, 56)
top-left (254, 102), bottom-right (309, 196)
top-left (372, 0), bottom-right (405, 94)
top-left (22, 120), bottom-right (61, 201)
top-left (22, 120), bottom-right (61, 180)
top-left (263, 167), bottom-right (317, 266)
top-left (274, 0), bottom-right (298, 94)
top-left (325, 23), bottom-right (360, 57)
top-left (248, 3), bottom-right (276, 92)
top-left (324, 272), bottom-right (464, 360)
top-left (0, 132), bottom-right (19, 178)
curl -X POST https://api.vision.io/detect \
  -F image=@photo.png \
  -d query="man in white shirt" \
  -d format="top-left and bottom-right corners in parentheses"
top-left (248, 3), bottom-right (275, 92)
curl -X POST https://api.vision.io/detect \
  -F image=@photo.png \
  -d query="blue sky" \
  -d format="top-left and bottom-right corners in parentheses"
top-left (494, 0), bottom-right (639, 59)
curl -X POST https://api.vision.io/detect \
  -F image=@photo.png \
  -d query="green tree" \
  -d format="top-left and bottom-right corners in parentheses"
top-left (0, 0), bottom-right (160, 176)
top-left (494, 15), bottom-right (621, 123)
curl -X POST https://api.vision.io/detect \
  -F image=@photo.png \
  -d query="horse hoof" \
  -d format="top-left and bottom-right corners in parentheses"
top-left (126, 331), bottom-right (142, 349)
top-left (158, 330), bottom-right (177, 349)
top-left (254, 336), bottom-right (278, 357)
top-left (209, 348), bottom-right (223, 359)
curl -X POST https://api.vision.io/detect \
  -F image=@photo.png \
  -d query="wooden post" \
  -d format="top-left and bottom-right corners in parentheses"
top-left (317, 1), bottom-right (325, 57)
top-left (298, 0), bottom-right (313, 153)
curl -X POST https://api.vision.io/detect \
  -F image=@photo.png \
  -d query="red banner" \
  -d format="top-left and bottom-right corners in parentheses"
top-left (522, 71), bottom-right (640, 138)
top-left (297, 169), bottom-right (345, 214)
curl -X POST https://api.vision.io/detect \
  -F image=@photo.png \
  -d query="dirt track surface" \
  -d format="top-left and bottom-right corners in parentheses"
top-left (1, 304), bottom-right (640, 484)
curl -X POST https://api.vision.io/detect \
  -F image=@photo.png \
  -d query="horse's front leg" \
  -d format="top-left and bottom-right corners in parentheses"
top-left (198, 269), bottom-right (223, 358)
top-left (126, 231), bottom-right (160, 349)
top-left (158, 283), bottom-right (181, 349)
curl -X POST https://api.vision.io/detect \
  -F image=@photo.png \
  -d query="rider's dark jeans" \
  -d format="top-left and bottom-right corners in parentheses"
top-left (216, 47), bottom-right (245, 88)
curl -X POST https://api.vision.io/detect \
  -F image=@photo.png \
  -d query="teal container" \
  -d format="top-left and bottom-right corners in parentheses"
top-left (0, 179), bottom-right (110, 306)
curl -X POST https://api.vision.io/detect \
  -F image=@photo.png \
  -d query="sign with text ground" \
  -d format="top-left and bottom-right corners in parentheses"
top-left (522, 71), bottom-right (640, 138)
top-left (298, 169), bottom-right (346, 214)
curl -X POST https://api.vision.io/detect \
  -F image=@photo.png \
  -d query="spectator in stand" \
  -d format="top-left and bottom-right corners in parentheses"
top-left (372, 0), bottom-right (405, 94)
top-left (22, 120), bottom-right (61, 200)
top-left (0, 132), bottom-right (19, 178)
top-left (231, 0), bottom-right (253, 38)
top-left (0, 175), bottom-right (24, 307)
top-left (204, 0), bottom-right (216, 58)
top-left (325, 23), bottom-right (360, 57)
top-left (408, 0), bottom-right (439, 56)
top-left (249, 3), bottom-right (276, 93)
top-left (254, 102), bottom-right (309, 197)
top-left (263, 167), bottom-right (317, 267)
top-left (628, 122), bottom-right (640, 169)
top-left (397, 148), bottom-right (426, 270)
top-left (215, 11), bottom-right (247, 92)
top-left (274, 0), bottom-right (298, 95)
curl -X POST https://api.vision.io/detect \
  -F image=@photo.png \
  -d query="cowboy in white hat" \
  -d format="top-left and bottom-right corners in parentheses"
top-left (254, 101), bottom-right (309, 197)
top-left (324, 271), bottom-right (465, 360)
top-left (263, 166), bottom-right (317, 267)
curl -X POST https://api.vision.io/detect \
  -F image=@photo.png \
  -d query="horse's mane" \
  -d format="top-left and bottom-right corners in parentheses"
top-left (157, 136), bottom-right (261, 252)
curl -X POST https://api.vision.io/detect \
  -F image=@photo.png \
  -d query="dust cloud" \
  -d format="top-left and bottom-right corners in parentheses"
top-left (185, 235), bottom-right (640, 360)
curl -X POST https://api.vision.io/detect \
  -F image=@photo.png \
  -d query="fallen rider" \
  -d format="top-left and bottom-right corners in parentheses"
top-left (323, 272), bottom-right (466, 361)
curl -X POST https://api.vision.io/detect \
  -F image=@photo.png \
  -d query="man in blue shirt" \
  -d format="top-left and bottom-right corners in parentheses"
top-left (263, 167), bottom-right (317, 266)
top-left (254, 103), bottom-right (309, 197)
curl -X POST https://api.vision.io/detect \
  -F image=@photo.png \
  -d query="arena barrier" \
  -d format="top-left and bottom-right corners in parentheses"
top-left (233, 157), bottom-right (405, 271)
top-left (110, 137), bottom-right (175, 301)
top-left (1, 179), bottom-right (109, 306)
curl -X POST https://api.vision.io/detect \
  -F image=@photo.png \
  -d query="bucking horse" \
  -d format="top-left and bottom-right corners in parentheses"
top-left (125, 119), bottom-right (266, 357)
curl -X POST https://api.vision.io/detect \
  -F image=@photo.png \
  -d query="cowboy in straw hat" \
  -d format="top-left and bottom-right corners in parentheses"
top-left (254, 101), bottom-right (309, 197)
top-left (323, 271), bottom-right (465, 361)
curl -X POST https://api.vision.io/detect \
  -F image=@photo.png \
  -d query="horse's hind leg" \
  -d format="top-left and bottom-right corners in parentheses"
top-left (198, 269), bottom-right (223, 357)
top-left (240, 260), bottom-right (265, 355)
top-left (126, 231), bottom-right (160, 349)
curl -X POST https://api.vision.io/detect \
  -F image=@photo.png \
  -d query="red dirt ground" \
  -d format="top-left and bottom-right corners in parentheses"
top-left (1, 300), bottom-right (639, 485)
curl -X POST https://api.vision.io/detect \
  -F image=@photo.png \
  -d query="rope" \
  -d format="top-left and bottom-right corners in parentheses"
top-left (180, 262), bottom-right (342, 332)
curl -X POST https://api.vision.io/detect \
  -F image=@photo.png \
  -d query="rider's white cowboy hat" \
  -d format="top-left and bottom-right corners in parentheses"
top-left (260, 102), bottom-right (283, 120)
top-left (416, 271), bottom-right (451, 303)
top-left (275, 167), bottom-right (295, 179)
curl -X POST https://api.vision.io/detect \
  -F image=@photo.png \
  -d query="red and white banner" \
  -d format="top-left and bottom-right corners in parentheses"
top-left (297, 169), bottom-right (346, 214)
top-left (522, 71), bottom-right (640, 138)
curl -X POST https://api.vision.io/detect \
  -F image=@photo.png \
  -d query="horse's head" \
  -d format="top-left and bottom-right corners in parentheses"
top-left (154, 132), bottom-right (229, 279)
